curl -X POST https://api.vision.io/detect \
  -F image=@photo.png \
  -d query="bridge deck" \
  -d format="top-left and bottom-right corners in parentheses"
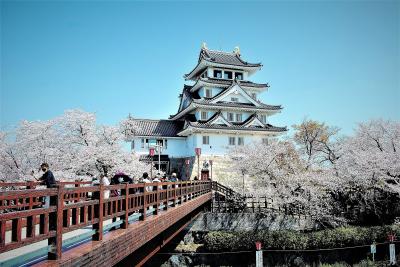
top-left (0, 180), bottom-right (212, 266)
top-left (33, 193), bottom-right (211, 267)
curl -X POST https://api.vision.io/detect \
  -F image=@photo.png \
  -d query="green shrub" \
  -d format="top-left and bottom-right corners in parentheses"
top-left (203, 231), bottom-right (238, 252)
top-left (203, 224), bottom-right (400, 252)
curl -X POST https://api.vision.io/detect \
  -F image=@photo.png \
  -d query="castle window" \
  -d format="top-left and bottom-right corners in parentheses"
top-left (228, 137), bottom-right (236, 146)
top-left (235, 72), bottom-right (243, 80)
top-left (201, 111), bottom-right (208, 120)
top-left (262, 138), bottom-right (269, 145)
top-left (205, 88), bottom-right (212, 98)
top-left (224, 71), bottom-right (233, 79)
top-left (231, 97), bottom-right (239, 102)
top-left (131, 140), bottom-right (135, 150)
top-left (203, 136), bottom-right (209, 145)
top-left (141, 139), bottom-right (145, 148)
top-left (227, 113), bottom-right (234, 121)
top-left (236, 113), bottom-right (242, 122)
top-left (260, 115), bottom-right (266, 123)
top-left (238, 137), bottom-right (244, 146)
top-left (213, 70), bottom-right (222, 78)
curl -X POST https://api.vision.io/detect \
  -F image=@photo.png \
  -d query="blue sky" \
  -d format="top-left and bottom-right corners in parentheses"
top-left (1, 0), bottom-right (399, 135)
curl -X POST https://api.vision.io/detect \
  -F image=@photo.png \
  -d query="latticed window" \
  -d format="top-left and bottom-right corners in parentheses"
top-left (224, 71), bottom-right (232, 79)
top-left (201, 111), bottom-right (208, 120)
top-left (203, 136), bottom-right (209, 145)
top-left (260, 115), bottom-right (266, 123)
top-left (228, 113), bottom-right (234, 121)
top-left (236, 113), bottom-right (242, 122)
top-left (213, 70), bottom-right (222, 78)
top-left (238, 137), bottom-right (244, 146)
top-left (231, 97), bottom-right (238, 102)
top-left (235, 72), bottom-right (243, 80)
top-left (141, 139), bottom-right (145, 148)
top-left (205, 89), bottom-right (212, 98)
top-left (262, 138), bottom-right (268, 145)
top-left (229, 137), bottom-right (235, 145)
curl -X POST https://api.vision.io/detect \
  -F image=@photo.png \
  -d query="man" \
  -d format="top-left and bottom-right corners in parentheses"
top-left (141, 172), bottom-right (153, 192)
top-left (31, 163), bottom-right (56, 208)
top-left (32, 163), bottom-right (56, 188)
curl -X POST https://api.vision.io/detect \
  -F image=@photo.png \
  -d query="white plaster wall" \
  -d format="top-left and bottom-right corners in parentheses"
top-left (131, 137), bottom-right (189, 157)
top-left (195, 110), bottom-right (217, 120)
top-left (198, 87), bottom-right (223, 98)
top-left (220, 92), bottom-right (251, 104)
top-left (188, 133), bottom-right (271, 156)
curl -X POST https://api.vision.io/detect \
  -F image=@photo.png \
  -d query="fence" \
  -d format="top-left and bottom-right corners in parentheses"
top-left (0, 180), bottom-right (212, 261)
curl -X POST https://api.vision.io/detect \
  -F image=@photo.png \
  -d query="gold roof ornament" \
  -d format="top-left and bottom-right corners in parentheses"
top-left (234, 46), bottom-right (240, 55)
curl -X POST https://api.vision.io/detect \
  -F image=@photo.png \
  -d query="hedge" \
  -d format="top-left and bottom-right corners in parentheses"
top-left (203, 225), bottom-right (400, 252)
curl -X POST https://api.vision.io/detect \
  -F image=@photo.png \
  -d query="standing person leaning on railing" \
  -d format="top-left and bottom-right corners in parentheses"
top-left (30, 163), bottom-right (56, 208)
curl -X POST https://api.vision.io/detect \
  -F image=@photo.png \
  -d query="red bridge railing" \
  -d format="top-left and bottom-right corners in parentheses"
top-left (0, 180), bottom-right (212, 260)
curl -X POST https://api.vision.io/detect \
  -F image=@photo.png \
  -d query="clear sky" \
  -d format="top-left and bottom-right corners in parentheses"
top-left (1, 0), bottom-right (399, 135)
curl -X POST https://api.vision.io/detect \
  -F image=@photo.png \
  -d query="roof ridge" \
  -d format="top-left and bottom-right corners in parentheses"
top-left (204, 48), bottom-right (236, 55)
top-left (133, 118), bottom-right (174, 122)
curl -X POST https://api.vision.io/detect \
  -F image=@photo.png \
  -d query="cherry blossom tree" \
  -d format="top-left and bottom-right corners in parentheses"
top-left (334, 119), bottom-right (400, 222)
top-left (228, 119), bottom-right (400, 224)
top-left (229, 140), bottom-right (342, 222)
top-left (0, 110), bottom-right (149, 182)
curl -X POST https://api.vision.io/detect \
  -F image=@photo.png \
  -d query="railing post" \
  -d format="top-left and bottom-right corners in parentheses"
top-left (153, 184), bottom-right (159, 215)
top-left (172, 183), bottom-right (176, 207)
top-left (140, 184), bottom-right (147, 221)
top-left (93, 184), bottom-right (104, 241)
top-left (164, 183), bottom-right (169, 211)
top-left (48, 185), bottom-right (63, 260)
top-left (122, 183), bottom-right (129, 229)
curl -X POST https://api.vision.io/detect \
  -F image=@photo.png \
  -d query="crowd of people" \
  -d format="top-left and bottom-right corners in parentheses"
top-left (30, 162), bottom-right (202, 202)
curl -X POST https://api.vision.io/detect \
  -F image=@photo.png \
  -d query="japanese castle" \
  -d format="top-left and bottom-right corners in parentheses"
top-left (125, 44), bottom-right (286, 177)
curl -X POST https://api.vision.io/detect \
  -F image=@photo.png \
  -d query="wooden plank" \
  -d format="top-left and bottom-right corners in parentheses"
top-left (11, 218), bottom-right (22, 242)
top-left (26, 215), bottom-right (36, 238)
top-left (0, 220), bottom-right (5, 247)
top-left (93, 184), bottom-right (103, 241)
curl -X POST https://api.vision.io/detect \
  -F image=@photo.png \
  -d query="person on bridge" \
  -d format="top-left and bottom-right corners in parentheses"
top-left (31, 163), bottom-right (56, 208)
top-left (170, 173), bottom-right (178, 182)
top-left (101, 174), bottom-right (110, 199)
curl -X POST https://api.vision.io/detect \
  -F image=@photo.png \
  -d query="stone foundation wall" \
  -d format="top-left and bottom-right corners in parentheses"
top-left (170, 155), bottom-right (238, 183)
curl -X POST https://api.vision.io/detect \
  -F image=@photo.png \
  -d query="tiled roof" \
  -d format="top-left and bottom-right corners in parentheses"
top-left (185, 47), bottom-right (262, 80)
top-left (193, 99), bottom-right (282, 110)
top-left (189, 77), bottom-right (269, 92)
top-left (132, 119), bottom-right (184, 137)
top-left (201, 49), bottom-right (261, 67)
top-left (187, 121), bottom-right (287, 133)
top-left (192, 81), bottom-right (282, 110)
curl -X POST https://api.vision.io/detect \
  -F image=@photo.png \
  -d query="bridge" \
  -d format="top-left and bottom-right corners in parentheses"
top-left (0, 180), bottom-right (215, 266)
top-left (0, 179), bottom-right (303, 267)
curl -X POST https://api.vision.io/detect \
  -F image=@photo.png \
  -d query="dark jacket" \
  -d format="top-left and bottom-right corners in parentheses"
top-left (40, 170), bottom-right (56, 188)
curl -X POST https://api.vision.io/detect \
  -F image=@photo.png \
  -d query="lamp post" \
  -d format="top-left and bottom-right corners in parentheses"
top-left (195, 148), bottom-right (201, 180)
top-left (185, 159), bottom-right (190, 180)
top-left (156, 144), bottom-right (161, 174)
top-left (241, 169), bottom-right (246, 196)
top-left (149, 148), bottom-right (155, 179)
top-left (209, 160), bottom-right (213, 181)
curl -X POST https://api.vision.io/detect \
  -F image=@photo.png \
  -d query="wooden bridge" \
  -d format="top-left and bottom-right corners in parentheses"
top-left (0, 180), bottom-right (213, 266)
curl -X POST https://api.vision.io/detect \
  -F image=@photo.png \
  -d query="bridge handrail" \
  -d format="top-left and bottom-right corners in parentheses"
top-left (0, 180), bottom-right (212, 260)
